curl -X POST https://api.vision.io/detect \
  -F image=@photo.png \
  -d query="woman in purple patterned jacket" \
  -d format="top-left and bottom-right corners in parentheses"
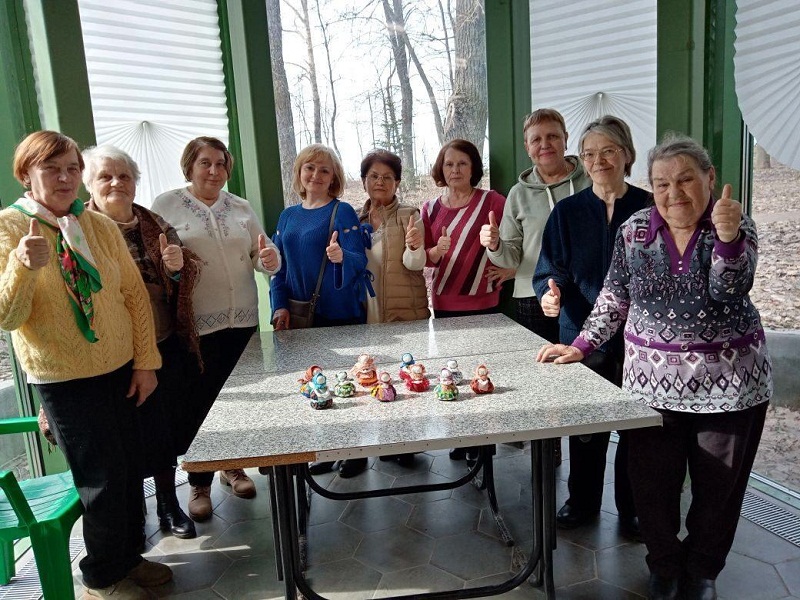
top-left (536, 135), bottom-right (772, 600)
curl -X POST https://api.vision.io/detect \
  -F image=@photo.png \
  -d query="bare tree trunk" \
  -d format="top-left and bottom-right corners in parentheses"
top-left (266, 0), bottom-right (298, 205)
top-left (754, 144), bottom-right (771, 169)
top-left (315, 0), bottom-right (339, 155)
top-left (439, 0), bottom-right (454, 87)
top-left (382, 0), bottom-right (415, 177)
top-left (404, 34), bottom-right (444, 145)
top-left (442, 0), bottom-right (487, 154)
top-left (297, 0), bottom-right (322, 143)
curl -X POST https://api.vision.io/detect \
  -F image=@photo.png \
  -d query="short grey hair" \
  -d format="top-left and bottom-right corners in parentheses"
top-left (578, 115), bottom-right (636, 177)
top-left (647, 134), bottom-right (714, 185)
top-left (82, 144), bottom-right (141, 190)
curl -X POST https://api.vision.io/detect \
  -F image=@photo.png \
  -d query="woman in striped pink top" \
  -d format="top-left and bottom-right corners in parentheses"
top-left (422, 139), bottom-right (509, 317)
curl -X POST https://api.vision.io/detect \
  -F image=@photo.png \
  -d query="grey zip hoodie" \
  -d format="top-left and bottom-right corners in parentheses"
top-left (486, 156), bottom-right (591, 298)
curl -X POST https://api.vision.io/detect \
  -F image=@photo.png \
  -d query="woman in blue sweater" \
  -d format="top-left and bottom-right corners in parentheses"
top-left (533, 115), bottom-right (651, 538)
top-left (270, 144), bottom-right (370, 477)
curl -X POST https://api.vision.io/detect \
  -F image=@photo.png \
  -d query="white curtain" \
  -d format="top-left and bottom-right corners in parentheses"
top-left (530, 0), bottom-right (657, 183)
top-left (78, 0), bottom-right (229, 206)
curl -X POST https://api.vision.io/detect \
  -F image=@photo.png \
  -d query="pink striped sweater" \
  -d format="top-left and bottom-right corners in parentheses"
top-left (422, 188), bottom-right (506, 311)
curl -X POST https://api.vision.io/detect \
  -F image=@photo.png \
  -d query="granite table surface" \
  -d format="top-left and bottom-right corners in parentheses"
top-left (182, 315), bottom-right (662, 471)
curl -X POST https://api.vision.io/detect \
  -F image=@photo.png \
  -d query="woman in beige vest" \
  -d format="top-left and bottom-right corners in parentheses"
top-left (359, 150), bottom-right (429, 467)
top-left (358, 149), bottom-right (429, 324)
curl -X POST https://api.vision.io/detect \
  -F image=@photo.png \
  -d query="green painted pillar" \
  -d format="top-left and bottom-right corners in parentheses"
top-left (703, 0), bottom-right (749, 203)
top-left (23, 0), bottom-right (95, 150)
top-left (0, 0), bottom-right (39, 208)
top-left (217, 0), bottom-right (283, 232)
top-left (657, 0), bottom-right (746, 201)
top-left (657, 0), bottom-right (706, 142)
top-left (218, 0), bottom-right (285, 329)
top-left (485, 0), bottom-right (531, 197)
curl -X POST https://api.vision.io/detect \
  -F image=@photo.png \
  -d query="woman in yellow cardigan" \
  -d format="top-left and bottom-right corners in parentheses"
top-left (0, 131), bottom-right (167, 600)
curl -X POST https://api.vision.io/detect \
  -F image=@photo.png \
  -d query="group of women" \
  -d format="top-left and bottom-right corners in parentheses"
top-left (0, 106), bottom-right (771, 600)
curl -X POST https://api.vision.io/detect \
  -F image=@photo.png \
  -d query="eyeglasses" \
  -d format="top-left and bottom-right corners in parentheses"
top-left (579, 147), bottom-right (623, 162)
top-left (367, 173), bottom-right (396, 183)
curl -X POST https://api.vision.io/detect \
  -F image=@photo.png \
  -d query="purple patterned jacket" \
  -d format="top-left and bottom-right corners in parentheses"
top-left (572, 200), bottom-right (772, 413)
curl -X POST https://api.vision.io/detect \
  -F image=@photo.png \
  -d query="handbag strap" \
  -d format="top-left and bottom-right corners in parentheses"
top-left (311, 200), bottom-right (340, 305)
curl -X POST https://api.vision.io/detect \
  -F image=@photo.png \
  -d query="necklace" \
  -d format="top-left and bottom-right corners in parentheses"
top-left (443, 188), bottom-right (474, 209)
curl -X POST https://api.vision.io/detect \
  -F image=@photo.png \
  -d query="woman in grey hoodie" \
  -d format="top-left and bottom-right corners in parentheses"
top-left (481, 108), bottom-right (590, 343)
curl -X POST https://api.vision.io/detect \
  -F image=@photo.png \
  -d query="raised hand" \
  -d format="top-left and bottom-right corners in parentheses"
top-left (711, 184), bottom-right (742, 243)
top-left (479, 210), bottom-right (500, 251)
top-left (16, 218), bottom-right (49, 270)
top-left (540, 278), bottom-right (561, 317)
top-left (326, 230), bottom-right (343, 263)
top-left (405, 215), bottom-right (422, 250)
top-left (436, 226), bottom-right (451, 254)
top-left (258, 233), bottom-right (280, 271)
top-left (159, 233), bottom-right (184, 274)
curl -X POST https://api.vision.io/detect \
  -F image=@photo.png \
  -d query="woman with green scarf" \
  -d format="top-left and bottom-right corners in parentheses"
top-left (0, 131), bottom-right (169, 600)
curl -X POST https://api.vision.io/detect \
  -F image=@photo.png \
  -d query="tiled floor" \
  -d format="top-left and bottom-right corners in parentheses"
top-left (55, 440), bottom-right (800, 599)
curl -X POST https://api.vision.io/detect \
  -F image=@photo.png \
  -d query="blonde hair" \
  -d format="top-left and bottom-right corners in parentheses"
top-left (291, 144), bottom-right (345, 199)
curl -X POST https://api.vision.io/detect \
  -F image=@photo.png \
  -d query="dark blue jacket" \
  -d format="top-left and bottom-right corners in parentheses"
top-left (533, 184), bottom-right (651, 353)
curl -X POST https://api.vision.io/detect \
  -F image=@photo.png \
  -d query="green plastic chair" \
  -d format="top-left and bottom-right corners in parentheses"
top-left (0, 416), bottom-right (82, 599)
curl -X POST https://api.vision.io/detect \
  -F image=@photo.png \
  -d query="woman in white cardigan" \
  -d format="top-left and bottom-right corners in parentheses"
top-left (152, 136), bottom-right (280, 523)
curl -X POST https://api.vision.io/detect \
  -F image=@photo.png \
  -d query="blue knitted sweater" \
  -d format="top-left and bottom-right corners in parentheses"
top-left (270, 200), bottom-right (368, 323)
top-left (533, 184), bottom-right (651, 352)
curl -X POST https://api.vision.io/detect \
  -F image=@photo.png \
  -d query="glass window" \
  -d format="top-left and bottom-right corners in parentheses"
top-left (269, 0), bottom-right (489, 208)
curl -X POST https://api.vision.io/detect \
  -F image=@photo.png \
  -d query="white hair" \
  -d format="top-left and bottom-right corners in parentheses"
top-left (81, 144), bottom-right (141, 190)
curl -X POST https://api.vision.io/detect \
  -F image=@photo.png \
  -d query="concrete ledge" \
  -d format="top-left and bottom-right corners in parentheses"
top-left (765, 330), bottom-right (800, 409)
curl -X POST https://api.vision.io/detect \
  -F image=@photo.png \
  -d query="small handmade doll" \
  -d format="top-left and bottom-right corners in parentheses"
top-left (405, 362), bottom-right (429, 392)
top-left (434, 368), bottom-right (459, 401)
top-left (351, 353), bottom-right (379, 388)
top-left (333, 371), bottom-right (356, 397)
top-left (371, 371), bottom-right (397, 402)
top-left (299, 365), bottom-right (323, 398)
top-left (398, 352), bottom-right (415, 382)
top-left (308, 372), bottom-right (333, 410)
top-left (446, 359), bottom-right (463, 384)
top-left (470, 364), bottom-right (494, 394)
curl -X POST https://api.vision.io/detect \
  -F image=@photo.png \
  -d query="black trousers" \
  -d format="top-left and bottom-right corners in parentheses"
top-left (564, 350), bottom-right (635, 517)
top-left (136, 334), bottom-right (192, 477)
top-left (515, 296), bottom-right (559, 344)
top-left (37, 362), bottom-right (143, 589)
top-left (182, 326), bottom-right (257, 487)
top-left (628, 401), bottom-right (768, 580)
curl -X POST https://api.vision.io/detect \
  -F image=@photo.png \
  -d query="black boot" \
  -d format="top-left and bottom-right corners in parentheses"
top-left (154, 469), bottom-right (197, 539)
top-left (156, 490), bottom-right (196, 538)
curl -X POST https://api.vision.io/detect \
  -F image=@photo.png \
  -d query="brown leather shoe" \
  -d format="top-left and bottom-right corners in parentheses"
top-left (85, 577), bottom-right (156, 599)
top-left (187, 485), bottom-right (213, 521)
top-left (219, 469), bottom-right (256, 499)
top-left (127, 558), bottom-right (173, 587)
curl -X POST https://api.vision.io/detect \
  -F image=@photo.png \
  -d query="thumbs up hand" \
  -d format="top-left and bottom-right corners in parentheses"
top-left (480, 210), bottom-right (500, 251)
top-left (405, 215), bottom-right (422, 250)
top-left (326, 230), bottom-right (343, 263)
top-left (540, 278), bottom-right (561, 317)
top-left (435, 226), bottom-right (451, 254)
top-left (711, 184), bottom-right (742, 243)
top-left (258, 233), bottom-right (279, 271)
top-left (159, 233), bottom-right (184, 274)
top-left (16, 219), bottom-right (49, 270)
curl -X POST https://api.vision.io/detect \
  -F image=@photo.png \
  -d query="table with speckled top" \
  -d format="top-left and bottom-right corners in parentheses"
top-left (182, 314), bottom-right (661, 599)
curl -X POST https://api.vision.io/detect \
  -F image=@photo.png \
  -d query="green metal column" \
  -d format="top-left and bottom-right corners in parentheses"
top-left (703, 0), bottom-right (749, 203)
top-left (217, 0), bottom-right (283, 232)
top-left (0, 0), bottom-right (39, 208)
top-left (657, 0), bottom-right (746, 200)
top-left (218, 0), bottom-right (285, 329)
top-left (485, 0), bottom-right (531, 197)
top-left (657, 0), bottom-right (706, 142)
top-left (23, 0), bottom-right (95, 149)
